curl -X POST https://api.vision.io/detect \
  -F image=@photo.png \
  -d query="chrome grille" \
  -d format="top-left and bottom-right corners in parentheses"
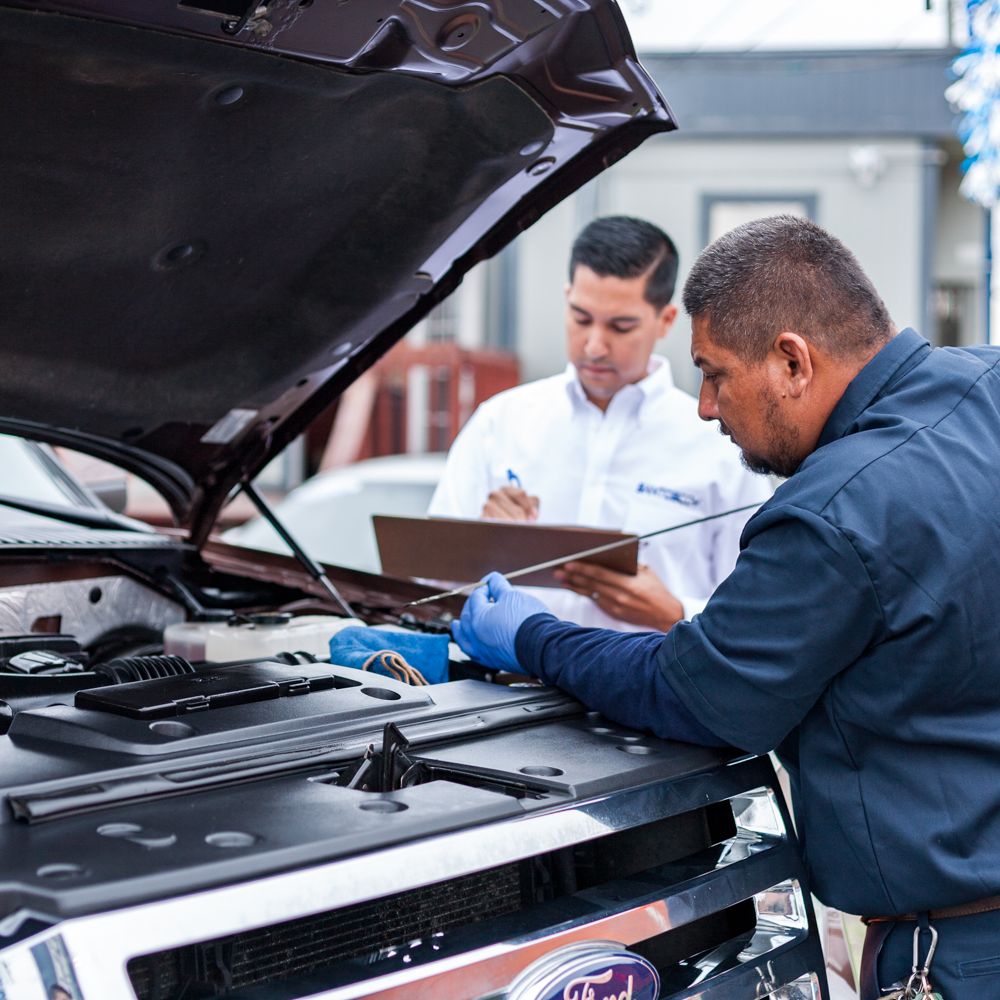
top-left (128, 863), bottom-right (523, 998)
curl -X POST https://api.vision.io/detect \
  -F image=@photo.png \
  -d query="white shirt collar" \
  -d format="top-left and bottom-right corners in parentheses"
top-left (562, 354), bottom-right (675, 411)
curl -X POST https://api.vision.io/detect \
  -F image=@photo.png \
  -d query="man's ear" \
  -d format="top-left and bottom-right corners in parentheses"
top-left (773, 332), bottom-right (813, 398)
top-left (657, 304), bottom-right (678, 340)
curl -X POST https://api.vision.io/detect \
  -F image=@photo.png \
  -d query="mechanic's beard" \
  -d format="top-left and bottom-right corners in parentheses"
top-left (720, 393), bottom-right (802, 479)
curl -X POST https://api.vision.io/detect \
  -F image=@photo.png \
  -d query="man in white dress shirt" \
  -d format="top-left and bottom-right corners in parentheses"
top-left (428, 216), bottom-right (770, 631)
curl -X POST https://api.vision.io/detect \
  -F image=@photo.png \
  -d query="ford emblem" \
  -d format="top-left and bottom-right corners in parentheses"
top-left (507, 941), bottom-right (659, 1000)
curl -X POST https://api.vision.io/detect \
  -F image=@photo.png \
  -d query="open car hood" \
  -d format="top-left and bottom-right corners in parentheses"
top-left (0, 0), bottom-right (674, 543)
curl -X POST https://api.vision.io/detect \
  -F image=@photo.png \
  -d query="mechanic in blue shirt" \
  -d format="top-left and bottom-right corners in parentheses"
top-left (453, 215), bottom-right (1000, 1000)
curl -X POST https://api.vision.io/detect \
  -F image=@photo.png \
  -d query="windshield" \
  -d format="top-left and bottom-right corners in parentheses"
top-left (0, 432), bottom-right (444, 570)
top-left (0, 434), bottom-right (98, 529)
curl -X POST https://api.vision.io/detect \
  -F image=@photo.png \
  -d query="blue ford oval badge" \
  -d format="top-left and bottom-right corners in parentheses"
top-left (507, 941), bottom-right (659, 1000)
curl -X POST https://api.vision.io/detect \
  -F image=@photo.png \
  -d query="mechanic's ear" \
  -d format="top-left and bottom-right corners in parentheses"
top-left (773, 332), bottom-right (813, 398)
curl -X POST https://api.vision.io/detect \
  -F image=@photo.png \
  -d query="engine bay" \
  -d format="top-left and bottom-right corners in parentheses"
top-left (0, 546), bottom-right (599, 813)
top-left (0, 566), bottom-right (464, 737)
top-left (0, 544), bottom-right (787, 1000)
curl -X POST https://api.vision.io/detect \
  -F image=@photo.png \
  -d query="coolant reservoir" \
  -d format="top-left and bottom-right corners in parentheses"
top-left (163, 613), bottom-right (364, 663)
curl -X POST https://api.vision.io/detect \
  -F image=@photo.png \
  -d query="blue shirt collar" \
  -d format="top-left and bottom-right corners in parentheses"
top-left (817, 328), bottom-right (930, 447)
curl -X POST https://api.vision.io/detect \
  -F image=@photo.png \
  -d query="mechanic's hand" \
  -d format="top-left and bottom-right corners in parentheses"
top-left (553, 562), bottom-right (685, 631)
top-left (451, 571), bottom-right (549, 671)
top-left (481, 485), bottom-right (540, 522)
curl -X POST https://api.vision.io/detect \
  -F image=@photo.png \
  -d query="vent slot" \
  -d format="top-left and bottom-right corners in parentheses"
top-left (571, 800), bottom-right (735, 891)
top-left (636, 900), bottom-right (758, 988)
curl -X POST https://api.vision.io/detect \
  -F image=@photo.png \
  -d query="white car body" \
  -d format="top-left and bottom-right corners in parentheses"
top-left (225, 453), bottom-right (447, 575)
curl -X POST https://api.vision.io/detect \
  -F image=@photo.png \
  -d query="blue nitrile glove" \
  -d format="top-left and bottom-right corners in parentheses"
top-left (451, 572), bottom-right (551, 672)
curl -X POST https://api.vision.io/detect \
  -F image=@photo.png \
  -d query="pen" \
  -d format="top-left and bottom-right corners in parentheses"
top-left (506, 468), bottom-right (522, 489)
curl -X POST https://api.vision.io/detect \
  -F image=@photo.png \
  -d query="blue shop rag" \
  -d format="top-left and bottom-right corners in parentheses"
top-left (329, 627), bottom-right (450, 684)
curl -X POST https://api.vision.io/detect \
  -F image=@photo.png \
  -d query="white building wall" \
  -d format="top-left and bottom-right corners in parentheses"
top-left (512, 195), bottom-right (580, 382)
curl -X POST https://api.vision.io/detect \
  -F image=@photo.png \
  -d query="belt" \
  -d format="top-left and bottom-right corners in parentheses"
top-left (863, 893), bottom-right (1000, 923)
top-left (859, 894), bottom-right (1000, 1000)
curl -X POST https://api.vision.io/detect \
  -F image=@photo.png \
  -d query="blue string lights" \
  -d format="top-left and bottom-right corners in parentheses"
top-left (947, 0), bottom-right (1000, 207)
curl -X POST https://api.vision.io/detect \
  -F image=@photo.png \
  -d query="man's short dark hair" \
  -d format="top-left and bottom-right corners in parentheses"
top-left (569, 216), bottom-right (679, 310)
top-left (682, 215), bottom-right (895, 362)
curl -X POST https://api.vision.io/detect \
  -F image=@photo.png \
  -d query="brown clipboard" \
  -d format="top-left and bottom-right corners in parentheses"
top-left (373, 515), bottom-right (639, 587)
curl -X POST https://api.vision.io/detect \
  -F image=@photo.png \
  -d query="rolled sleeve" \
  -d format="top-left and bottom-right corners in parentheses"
top-left (661, 505), bottom-right (884, 754)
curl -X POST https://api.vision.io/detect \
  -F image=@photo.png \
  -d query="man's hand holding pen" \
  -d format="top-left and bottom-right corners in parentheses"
top-left (481, 468), bottom-right (539, 522)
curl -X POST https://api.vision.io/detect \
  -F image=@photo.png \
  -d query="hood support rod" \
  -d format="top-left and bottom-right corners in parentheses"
top-left (241, 481), bottom-right (356, 620)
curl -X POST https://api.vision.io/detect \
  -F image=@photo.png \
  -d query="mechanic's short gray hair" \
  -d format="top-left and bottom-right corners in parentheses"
top-left (682, 215), bottom-right (895, 363)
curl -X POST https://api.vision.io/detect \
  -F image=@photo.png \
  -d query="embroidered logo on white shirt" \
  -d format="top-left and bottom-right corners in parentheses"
top-left (636, 483), bottom-right (700, 506)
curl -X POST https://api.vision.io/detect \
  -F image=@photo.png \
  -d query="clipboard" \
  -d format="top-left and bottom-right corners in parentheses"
top-left (373, 515), bottom-right (639, 587)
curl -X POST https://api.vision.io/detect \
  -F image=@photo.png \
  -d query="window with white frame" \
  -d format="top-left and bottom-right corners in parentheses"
top-left (702, 195), bottom-right (817, 245)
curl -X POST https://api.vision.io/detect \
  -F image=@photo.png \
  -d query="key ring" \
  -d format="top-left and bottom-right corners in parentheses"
top-left (912, 922), bottom-right (938, 971)
top-left (904, 922), bottom-right (939, 995)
